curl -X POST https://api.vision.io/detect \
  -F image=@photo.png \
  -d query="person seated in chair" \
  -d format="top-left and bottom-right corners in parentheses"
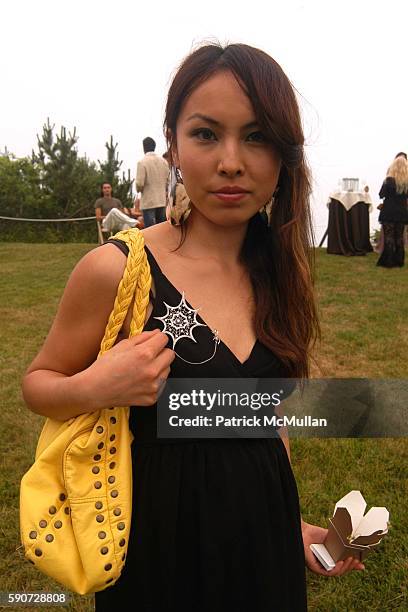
top-left (94, 182), bottom-right (139, 232)
top-left (128, 195), bottom-right (145, 229)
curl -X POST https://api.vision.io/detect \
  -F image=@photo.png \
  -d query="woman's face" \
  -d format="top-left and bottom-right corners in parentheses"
top-left (173, 70), bottom-right (281, 227)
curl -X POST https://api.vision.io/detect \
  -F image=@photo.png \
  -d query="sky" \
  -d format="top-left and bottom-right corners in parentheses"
top-left (1, 0), bottom-right (407, 242)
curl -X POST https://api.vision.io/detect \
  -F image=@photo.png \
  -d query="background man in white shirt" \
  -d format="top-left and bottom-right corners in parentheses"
top-left (136, 137), bottom-right (169, 227)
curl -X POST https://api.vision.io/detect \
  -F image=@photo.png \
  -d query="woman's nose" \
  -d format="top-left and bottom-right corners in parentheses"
top-left (217, 142), bottom-right (244, 177)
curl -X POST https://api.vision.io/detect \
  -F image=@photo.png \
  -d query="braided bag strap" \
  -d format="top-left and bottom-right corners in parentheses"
top-left (100, 229), bottom-right (151, 352)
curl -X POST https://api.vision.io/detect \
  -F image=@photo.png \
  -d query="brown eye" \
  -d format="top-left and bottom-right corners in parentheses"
top-left (192, 128), bottom-right (216, 141)
top-left (247, 131), bottom-right (266, 143)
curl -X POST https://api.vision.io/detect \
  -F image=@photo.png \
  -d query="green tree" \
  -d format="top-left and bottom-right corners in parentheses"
top-left (0, 154), bottom-right (44, 218)
top-left (66, 155), bottom-right (103, 217)
top-left (98, 136), bottom-right (134, 208)
top-left (98, 136), bottom-right (122, 187)
top-left (114, 169), bottom-right (134, 209)
top-left (32, 119), bottom-right (79, 216)
top-left (32, 119), bottom-right (103, 218)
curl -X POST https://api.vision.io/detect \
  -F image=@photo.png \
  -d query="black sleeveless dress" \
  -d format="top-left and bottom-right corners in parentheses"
top-left (95, 243), bottom-right (307, 611)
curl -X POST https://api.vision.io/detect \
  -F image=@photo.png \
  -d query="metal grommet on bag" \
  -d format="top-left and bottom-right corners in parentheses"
top-left (117, 522), bottom-right (125, 531)
top-left (54, 521), bottom-right (62, 529)
top-left (29, 531), bottom-right (37, 539)
top-left (35, 549), bottom-right (43, 557)
top-left (110, 490), bottom-right (118, 498)
top-left (119, 538), bottom-right (126, 547)
top-left (108, 476), bottom-right (115, 484)
top-left (100, 547), bottom-right (108, 555)
top-left (94, 481), bottom-right (102, 489)
top-left (98, 531), bottom-right (107, 539)
top-left (95, 501), bottom-right (103, 510)
top-left (96, 426), bottom-right (104, 434)
top-left (39, 520), bottom-right (47, 528)
top-left (113, 508), bottom-right (121, 516)
top-left (45, 534), bottom-right (54, 543)
top-left (93, 454), bottom-right (101, 461)
top-left (92, 466), bottom-right (100, 474)
top-left (104, 564), bottom-right (112, 571)
top-left (96, 515), bottom-right (104, 523)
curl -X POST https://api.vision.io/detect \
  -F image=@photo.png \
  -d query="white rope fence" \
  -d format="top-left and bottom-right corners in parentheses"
top-left (0, 216), bottom-right (96, 222)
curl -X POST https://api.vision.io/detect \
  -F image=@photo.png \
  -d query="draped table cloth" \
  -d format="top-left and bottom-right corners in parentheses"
top-left (326, 191), bottom-right (373, 256)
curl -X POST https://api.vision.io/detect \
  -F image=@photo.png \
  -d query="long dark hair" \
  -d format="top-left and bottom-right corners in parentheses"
top-left (164, 43), bottom-right (319, 377)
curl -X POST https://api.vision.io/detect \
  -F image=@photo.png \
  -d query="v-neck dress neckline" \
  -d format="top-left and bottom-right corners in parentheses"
top-left (144, 245), bottom-right (260, 370)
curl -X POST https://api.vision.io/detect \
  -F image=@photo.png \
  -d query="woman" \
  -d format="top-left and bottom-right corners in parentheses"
top-left (377, 153), bottom-right (408, 267)
top-left (22, 43), bottom-right (364, 611)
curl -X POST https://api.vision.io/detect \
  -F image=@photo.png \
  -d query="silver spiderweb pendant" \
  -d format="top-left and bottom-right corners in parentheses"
top-left (154, 292), bottom-right (220, 364)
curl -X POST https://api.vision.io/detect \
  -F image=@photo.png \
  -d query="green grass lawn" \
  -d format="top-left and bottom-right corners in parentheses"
top-left (0, 244), bottom-right (407, 612)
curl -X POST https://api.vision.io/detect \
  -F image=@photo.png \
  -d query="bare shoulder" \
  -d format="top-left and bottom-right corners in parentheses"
top-left (141, 223), bottom-right (180, 255)
top-left (25, 244), bottom-right (128, 377)
top-left (67, 243), bottom-right (127, 294)
top-left (59, 243), bottom-right (129, 327)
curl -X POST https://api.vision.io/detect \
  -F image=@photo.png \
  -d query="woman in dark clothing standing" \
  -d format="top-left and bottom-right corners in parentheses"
top-left (377, 153), bottom-right (408, 268)
top-left (23, 43), bottom-right (366, 611)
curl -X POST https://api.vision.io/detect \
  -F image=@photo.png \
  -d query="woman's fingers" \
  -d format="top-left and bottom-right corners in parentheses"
top-left (335, 557), bottom-right (365, 575)
top-left (325, 557), bottom-right (365, 577)
top-left (154, 347), bottom-right (176, 372)
top-left (84, 329), bottom-right (175, 409)
top-left (130, 331), bottom-right (175, 368)
top-left (306, 546), bottom-right (365, 577)
top-left (128, 329), bottom-right (168, 352)
top-left (335, 557), bottom-right (354, 576)
top-left (129, 329), bottom-right (161, 343)
top-left (344, 557), bottom-right (365, 573)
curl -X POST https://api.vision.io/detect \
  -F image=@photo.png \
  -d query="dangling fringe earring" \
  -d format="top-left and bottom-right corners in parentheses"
top-left (261, 194), bottom-right (275, 227)
top-left (166, 167), bottom-right (192, 226)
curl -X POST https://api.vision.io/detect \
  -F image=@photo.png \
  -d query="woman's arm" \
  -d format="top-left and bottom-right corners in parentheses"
top-left (278, 425), bottom-right (365, 576)
top-left (22, 244), bottom-right (174, 421)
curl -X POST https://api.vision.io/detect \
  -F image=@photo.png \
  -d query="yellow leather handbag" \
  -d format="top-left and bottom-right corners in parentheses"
top-left (20, 229), bottom-right (151, 595)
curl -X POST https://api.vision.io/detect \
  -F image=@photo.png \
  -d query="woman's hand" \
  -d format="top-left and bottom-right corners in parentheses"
top-left (80, 329), bottom-right (175, 410)
top-left (23, 246), bottom-right (174, 420)
top-left (301, 520), bottom-right (365, 577)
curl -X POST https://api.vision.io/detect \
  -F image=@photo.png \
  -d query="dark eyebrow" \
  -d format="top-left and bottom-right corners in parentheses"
top-left (186, 113), bottom-right (259, 130)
